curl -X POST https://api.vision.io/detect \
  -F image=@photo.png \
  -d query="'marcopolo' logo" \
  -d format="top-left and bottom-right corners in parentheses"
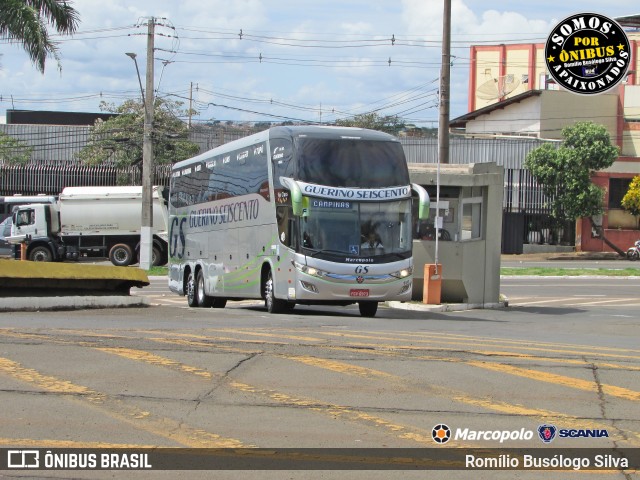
top-left (432, 424), bottom-right (451, 444)
top-left (545, 12), bottom-right (630, 95)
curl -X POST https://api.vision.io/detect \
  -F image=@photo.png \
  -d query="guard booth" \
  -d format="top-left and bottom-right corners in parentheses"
top-left (410, 162), bottom-right (503, 305)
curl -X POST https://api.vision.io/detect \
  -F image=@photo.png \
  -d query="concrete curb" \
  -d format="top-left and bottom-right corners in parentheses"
top-left (386, 301), bottom-right (507, 313)
top-left (0, 296), bottom-right (150, 312)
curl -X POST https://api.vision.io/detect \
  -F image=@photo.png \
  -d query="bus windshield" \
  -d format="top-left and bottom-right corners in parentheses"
top-left (299, 199), bottom-right (412, 259)
top-left (297, 138), bottom-right (409, 188)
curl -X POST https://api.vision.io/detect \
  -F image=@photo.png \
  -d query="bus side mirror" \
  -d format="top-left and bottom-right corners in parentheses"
top-left (280, 177), bottom-right (303, 216)
top-left (411, 183), bottom-right (430, 220)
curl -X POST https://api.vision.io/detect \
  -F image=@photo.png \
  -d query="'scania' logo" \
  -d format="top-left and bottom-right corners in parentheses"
top-left (545, 13), bottom-right (630, 95)
top-left (538, 424), bottom-right (557, 443)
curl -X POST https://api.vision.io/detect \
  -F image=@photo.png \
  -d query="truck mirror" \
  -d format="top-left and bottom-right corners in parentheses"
top-left (279, 177), bottom-right (303, 216)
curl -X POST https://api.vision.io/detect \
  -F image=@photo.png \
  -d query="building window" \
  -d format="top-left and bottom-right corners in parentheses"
top-left (608, 178), bottom-right (632, 209)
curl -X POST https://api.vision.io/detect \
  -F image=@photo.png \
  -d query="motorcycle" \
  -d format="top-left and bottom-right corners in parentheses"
top-left (627, 240), bottom-right (640, 261)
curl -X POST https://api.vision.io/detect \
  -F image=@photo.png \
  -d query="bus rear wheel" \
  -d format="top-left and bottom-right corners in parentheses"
top-left (186, 270), bottom-right (198, 307)
top-left (196, 269), bottom-right (212, 308)
top-left (212, 298), bottom-right (227, 308)
top-left (264, 270), bottom-right (288, 314)
top-left (358, 301), bottom-right (378, 317)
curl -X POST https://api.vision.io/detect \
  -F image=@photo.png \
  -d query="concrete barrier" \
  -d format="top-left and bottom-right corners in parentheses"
top-left (0, 259), bottom-right (150, 310)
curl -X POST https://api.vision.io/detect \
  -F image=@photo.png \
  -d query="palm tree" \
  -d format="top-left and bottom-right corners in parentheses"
top-left (0, 0), bottom-right (80, 73)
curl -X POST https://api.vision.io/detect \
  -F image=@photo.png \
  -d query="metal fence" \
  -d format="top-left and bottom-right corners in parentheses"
top-left (0, 163), bottom-right (172, 196)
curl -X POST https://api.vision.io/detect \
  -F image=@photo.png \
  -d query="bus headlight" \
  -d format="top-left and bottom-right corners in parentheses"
top-left (391, 267), bottom-right (413, 279)
top-left (294, 262), bottom-right (326, 278)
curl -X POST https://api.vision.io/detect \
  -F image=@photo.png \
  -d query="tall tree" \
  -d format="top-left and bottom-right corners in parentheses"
top-left (525, 121), bottom-right (622, 255)
top-left (0, 131), bottom-right (33, 164)
top-left (77, 98), bottom-right (200, 168)
top-left (335, 113), bottom-right (405, 135)
top-left (0, 0), bottom-right (80, 73)
top-left (621, 176), bottom-right (640, 229)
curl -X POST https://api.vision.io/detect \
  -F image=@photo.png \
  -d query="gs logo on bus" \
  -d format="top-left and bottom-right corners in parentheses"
top-left (169, 217), bottom-right (187, 259)
top-left (355, 265), bottom-right (369, 275)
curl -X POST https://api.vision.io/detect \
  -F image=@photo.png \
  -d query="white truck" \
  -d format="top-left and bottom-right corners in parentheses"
top-left (8, 186), bottom-right (169, 266)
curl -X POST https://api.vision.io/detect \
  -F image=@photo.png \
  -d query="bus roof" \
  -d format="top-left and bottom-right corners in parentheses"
top-left (172, 126), bottom-right (400, 170)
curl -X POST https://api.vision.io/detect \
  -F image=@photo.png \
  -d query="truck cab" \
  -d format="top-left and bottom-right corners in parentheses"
top-left (9, 204), bottom-right (62, 261)
top-left (11, 204), bottom-right (59, 239)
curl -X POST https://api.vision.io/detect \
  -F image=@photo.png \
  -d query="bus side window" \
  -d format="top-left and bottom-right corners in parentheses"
top-left (271, 138), bottom-right (295, 190)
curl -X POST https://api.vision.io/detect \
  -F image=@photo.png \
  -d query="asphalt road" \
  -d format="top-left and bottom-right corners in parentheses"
top-left (0, 275), bottom-right (638, 478)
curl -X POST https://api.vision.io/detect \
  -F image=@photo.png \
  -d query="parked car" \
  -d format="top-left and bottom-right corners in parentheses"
top-left (0, 217), bottom-right (15, 256)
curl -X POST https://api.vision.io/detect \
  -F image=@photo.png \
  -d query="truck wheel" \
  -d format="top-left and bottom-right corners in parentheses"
top-left (196, 269), bottom-right (212, 308)
top-left (151, 246), bottom-right (162, 267)
top-left (29, 246), bottom-right (52, 262)
top-left (109, 244), bottom-right (133, 267)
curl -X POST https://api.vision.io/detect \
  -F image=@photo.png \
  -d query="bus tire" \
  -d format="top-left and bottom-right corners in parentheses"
top-left (212, 298), bottom-right (227, 308)
top-left (186, 270), bottom-right (198, 307)
top-left (196, 269), bottom-right (212, 308)
top-left (29, 245), bottom-right (53, 262)
top-left (264, 269), bottom-right (287, 314)
top-left (358, 301), bottom-right (378, 317)
top-left (109, 243), bottom-right (133, 267)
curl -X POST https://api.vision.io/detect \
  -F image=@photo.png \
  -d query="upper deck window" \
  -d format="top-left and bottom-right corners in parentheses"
top-left (297, 139), bottom-right (409, 189)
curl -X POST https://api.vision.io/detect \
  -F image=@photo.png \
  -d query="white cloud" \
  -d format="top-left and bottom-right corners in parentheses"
top-left (1, 0), bottom-right (635, 125)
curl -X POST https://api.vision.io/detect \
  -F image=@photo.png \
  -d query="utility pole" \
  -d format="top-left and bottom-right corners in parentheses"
top-left (140, 17), bottom-right (155, 270)
top-left (435, 0), bottom-right (451, 273)
top-left (438, 0), bottom-right (451, 166)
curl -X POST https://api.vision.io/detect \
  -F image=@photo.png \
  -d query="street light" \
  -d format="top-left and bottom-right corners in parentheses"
top-left (124, 32), bottom-right (154, 270)
top-left (125, 52), bottom-right (145, 104)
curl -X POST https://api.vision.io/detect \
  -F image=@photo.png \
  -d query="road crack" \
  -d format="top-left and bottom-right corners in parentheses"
top-left (193, 352), bottom-right (261, 411)
top-left (586, 358), bottom-right (633, 480)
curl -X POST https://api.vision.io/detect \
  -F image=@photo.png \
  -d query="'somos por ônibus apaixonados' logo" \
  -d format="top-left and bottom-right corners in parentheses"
top-left (545, 12), bottom-right (630, 95)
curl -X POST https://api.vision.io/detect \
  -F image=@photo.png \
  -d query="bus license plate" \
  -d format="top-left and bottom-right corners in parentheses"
top-left (350, 289), bottom-right (370, 297)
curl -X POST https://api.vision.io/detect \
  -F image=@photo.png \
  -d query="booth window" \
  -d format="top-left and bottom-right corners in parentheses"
top-left (460, 187), bottom-right (483, 240)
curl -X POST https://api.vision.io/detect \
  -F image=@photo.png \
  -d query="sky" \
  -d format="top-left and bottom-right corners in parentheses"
top-left (0, 0), bottom-right (638, 127)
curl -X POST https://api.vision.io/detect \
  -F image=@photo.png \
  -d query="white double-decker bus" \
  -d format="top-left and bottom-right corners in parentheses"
top-left (168, 126), bottom-right (429, 317)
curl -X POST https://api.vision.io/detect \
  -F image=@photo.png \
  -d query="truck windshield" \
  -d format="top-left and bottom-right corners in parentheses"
top-left (299, 199), bottom-right (412, 260)
top-left (297, 138), bottom-right (409, 188)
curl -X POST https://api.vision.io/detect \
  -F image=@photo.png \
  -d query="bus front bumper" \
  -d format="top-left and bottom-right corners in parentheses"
top-left (289, 277), bottom-right (413, 303)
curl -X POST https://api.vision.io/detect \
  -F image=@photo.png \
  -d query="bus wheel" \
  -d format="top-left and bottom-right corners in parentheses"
top-left (212, 298), bottom-right (227, 309)
top-left (29, 246), bottom-right (52, 262)
top-left (196, 269), bottom-right (212, 308)
top-left (264, 270), bottom-right (287, 314)
top-left (109, 243), bottom-right (133, 267)
top-left (358, 301), bottom-right (378, 317)
top-left (186, 270), bottom-right (198, 308)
